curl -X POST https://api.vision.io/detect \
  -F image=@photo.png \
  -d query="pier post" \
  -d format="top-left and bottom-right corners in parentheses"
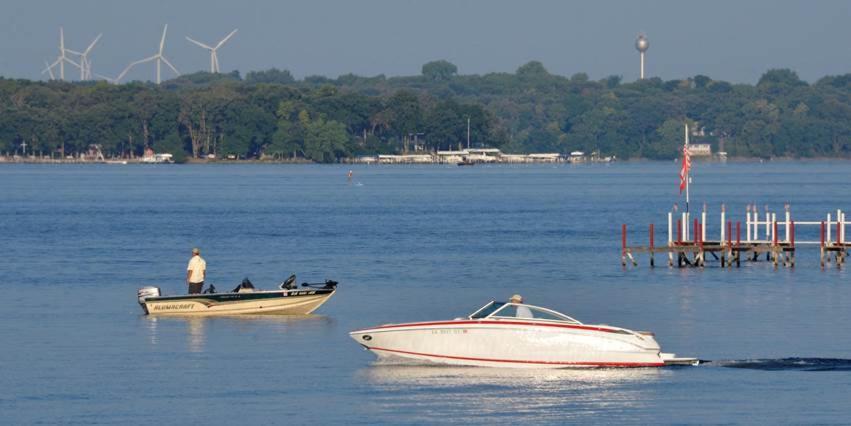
top-left (838, 214), bottom-right (844, 266)
top-left (668, 212), bottom-right (674, 267)
top-left (677, 219), bottom-right (682, 244)
top-left (844, 212), bottom-right (848, 266)
top-left (785, 207), bottom-right (791, 243)
top-left (693, 219), bottom-right (699, 265)
top-left (736, 221), bottom-right (741, 267)
top-left (790, 220), bottom-right (795, 267)
top-left (746, 209), bottom-right (751, 242)
top-left (827, 213), bottom-right (832, 244)
top-left (773, 220), bottom-right (779, 267)
top-left (721, 208), bottom-right (726, 245)
top-left (702, 211), bottom-right (707, 243)
top-left (649, 223), bottom-right (655, 267)
top-left (838, 217), bottom-right (842, 245)
top-left (765, 209), bottom-right (771, 243)
top-left (821, 221), bottom-right (826, 268)
top-left (621, 224), bottom-right (627, 267)
top-left (753, 209), bottom-right (759, 241)
top-left (767, 212), bottom-right (775, 261)
top-left (726, 221), bottom-right (732, 267)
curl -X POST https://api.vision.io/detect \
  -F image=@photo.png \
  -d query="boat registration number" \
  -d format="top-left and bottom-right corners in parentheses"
top-left (431, 329), bottom-right (468, 335)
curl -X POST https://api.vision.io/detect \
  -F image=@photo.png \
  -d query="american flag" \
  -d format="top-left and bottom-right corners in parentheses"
top-left (679, 142), bottom-right (690, 194)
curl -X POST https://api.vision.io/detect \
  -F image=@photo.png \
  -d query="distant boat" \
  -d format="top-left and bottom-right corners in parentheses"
top-left (141, 153), bottom-right (174, 164)
top-left (457, 158), bottom-right (475, 166)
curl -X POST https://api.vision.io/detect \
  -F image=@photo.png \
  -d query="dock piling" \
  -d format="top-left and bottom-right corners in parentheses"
top-left (649, 223), bottom-right (655, 267)
top-left (821, 220), bottom-right (826, 268)
top-left (790, 220), bottom-right (796, 267)
top-left (736, 221), bottom-right (741, 267)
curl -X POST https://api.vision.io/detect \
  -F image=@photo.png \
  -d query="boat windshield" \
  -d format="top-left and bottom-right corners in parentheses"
top-left (489, 303), bottom-right (580, 323)
top-left (469, 301), bottom-right (505, 319)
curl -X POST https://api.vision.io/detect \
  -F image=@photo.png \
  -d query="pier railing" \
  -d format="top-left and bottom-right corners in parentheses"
top-left (622, 206), bottom-right (849, 269)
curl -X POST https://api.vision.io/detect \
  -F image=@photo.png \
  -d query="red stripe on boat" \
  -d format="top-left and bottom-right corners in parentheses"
top-left (353, 320), bottom-right (625, 334)
top-left (368, 346), bottom-right (664, 367)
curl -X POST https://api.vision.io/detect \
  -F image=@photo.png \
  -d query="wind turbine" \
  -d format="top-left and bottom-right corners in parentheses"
top-left (42, 60), bottom-right (56, 80)
top-left (43, 27), bottom-right (80, 80)
top-left (66, 33), bottom-right (102, 80)
top-left (185, 29), bottom-right (238, 73)
top-left (117, 25), bottom-right (180, 84)
top-left (94, 73), bottom-right (118, 84)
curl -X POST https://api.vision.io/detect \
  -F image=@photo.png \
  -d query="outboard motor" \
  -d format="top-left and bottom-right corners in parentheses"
top-left (137, 286), bottom-right (161, 305)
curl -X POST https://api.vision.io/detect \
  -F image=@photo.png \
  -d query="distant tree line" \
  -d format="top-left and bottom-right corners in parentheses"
top-left (1, 61), bottom-right (850, 162)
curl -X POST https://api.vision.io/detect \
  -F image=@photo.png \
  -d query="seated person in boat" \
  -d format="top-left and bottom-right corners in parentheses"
top-left (510, 294), bottom-right (533, 318)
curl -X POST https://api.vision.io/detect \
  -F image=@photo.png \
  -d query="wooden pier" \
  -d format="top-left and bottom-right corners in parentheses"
top-left (622, 206), bottom-right (851, 269)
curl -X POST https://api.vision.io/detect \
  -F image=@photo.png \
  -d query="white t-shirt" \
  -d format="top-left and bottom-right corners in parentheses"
top-left (187, 256), bottom-right (206, 283)
top-left (516, 305), bottom-right (533, 319)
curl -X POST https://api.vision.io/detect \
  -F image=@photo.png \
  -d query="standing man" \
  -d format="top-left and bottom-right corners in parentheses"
top-left (186, 247), bottom-right (206, 294)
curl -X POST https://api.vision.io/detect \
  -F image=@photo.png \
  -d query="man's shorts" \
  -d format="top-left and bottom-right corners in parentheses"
top-left (188, 282), bottom-right (204, 294)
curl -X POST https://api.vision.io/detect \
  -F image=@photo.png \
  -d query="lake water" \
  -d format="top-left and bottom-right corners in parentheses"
top-left (1, 162), bottom-right (850, 424)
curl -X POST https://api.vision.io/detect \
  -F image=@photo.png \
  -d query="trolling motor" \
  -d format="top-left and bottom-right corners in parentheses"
top-left (302, 280), bottom-right (338, 290)
top-left (279, 275), bottom-right (338, 290)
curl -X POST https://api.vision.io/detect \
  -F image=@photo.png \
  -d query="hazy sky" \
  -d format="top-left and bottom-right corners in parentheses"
top-left (2, 0), bottom-right (850, 84)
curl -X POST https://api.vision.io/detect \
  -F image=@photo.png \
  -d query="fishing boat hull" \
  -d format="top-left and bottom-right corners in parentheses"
top-left (139, 288), bottom-right (336, 316)
top-left (351, 320), bottom-right (665, 368)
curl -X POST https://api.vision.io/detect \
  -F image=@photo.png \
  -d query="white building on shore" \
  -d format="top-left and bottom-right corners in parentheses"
top-left (687, 143), bottom-right (712, 157)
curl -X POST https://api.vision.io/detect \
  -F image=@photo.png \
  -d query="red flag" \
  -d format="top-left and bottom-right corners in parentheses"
top-left (679, 144), bottom-right (690, 194)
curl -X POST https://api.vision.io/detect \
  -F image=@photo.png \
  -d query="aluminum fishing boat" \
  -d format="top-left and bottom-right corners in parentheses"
top-left (351, 300), bottom-right (696, 368)
top-left (137, 276), bottom-right (338, 316)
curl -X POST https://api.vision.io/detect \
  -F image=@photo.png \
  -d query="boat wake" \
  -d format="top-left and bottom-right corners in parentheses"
top-left (708, 358), bottom-right (851, 371)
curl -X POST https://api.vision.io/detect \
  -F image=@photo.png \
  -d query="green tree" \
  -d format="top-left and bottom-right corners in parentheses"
top-left (245, 68), bottom-right (295, 84)
top-left (303, 118), bottom-right (349, 162)
top-left (421, 60), bottom-right (458, 81)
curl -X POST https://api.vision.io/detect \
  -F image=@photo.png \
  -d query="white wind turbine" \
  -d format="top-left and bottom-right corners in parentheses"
top-left (42, 27), bottom-right (80, 80)
top-left (66, 34), bottom-right (102, 80)
top-left (94, 73), bottom-right (118, 84)
top-left (185, 29), bottom-right (238, 73)
top-left (117, 25), bottom-right (180, 84)
top-left (42, 60), bottom-right (56, 80)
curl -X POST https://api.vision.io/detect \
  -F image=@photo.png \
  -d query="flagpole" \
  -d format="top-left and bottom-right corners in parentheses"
top-left (685, 123), bottom-right (690, 214)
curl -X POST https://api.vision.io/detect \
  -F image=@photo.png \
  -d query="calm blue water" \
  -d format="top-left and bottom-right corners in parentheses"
top-left (1, 162), bottom-right (851, 424)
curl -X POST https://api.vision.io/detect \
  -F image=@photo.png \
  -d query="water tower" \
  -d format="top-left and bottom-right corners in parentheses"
top-left (635, 34), bottom-right (649, 79)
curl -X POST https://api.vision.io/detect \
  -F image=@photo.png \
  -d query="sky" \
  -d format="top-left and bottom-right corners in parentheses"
top-left (1, 0), bottom-right (850, 84)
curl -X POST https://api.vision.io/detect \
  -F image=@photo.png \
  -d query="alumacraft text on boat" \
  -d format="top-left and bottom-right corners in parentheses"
top-left (152, 304), bottom-right (195, 311)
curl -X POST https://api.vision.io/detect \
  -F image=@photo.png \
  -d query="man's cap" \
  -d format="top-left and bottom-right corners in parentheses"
top-left (192, 247), bottom-right (200, 254)
top-left (509, 294), bottom-right (523, 303)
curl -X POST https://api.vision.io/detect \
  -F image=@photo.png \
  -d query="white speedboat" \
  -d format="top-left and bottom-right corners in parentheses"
top-left (137, 276), bottom-right (338, 316)
top-left (351, 300), bottom-right (697, 368)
